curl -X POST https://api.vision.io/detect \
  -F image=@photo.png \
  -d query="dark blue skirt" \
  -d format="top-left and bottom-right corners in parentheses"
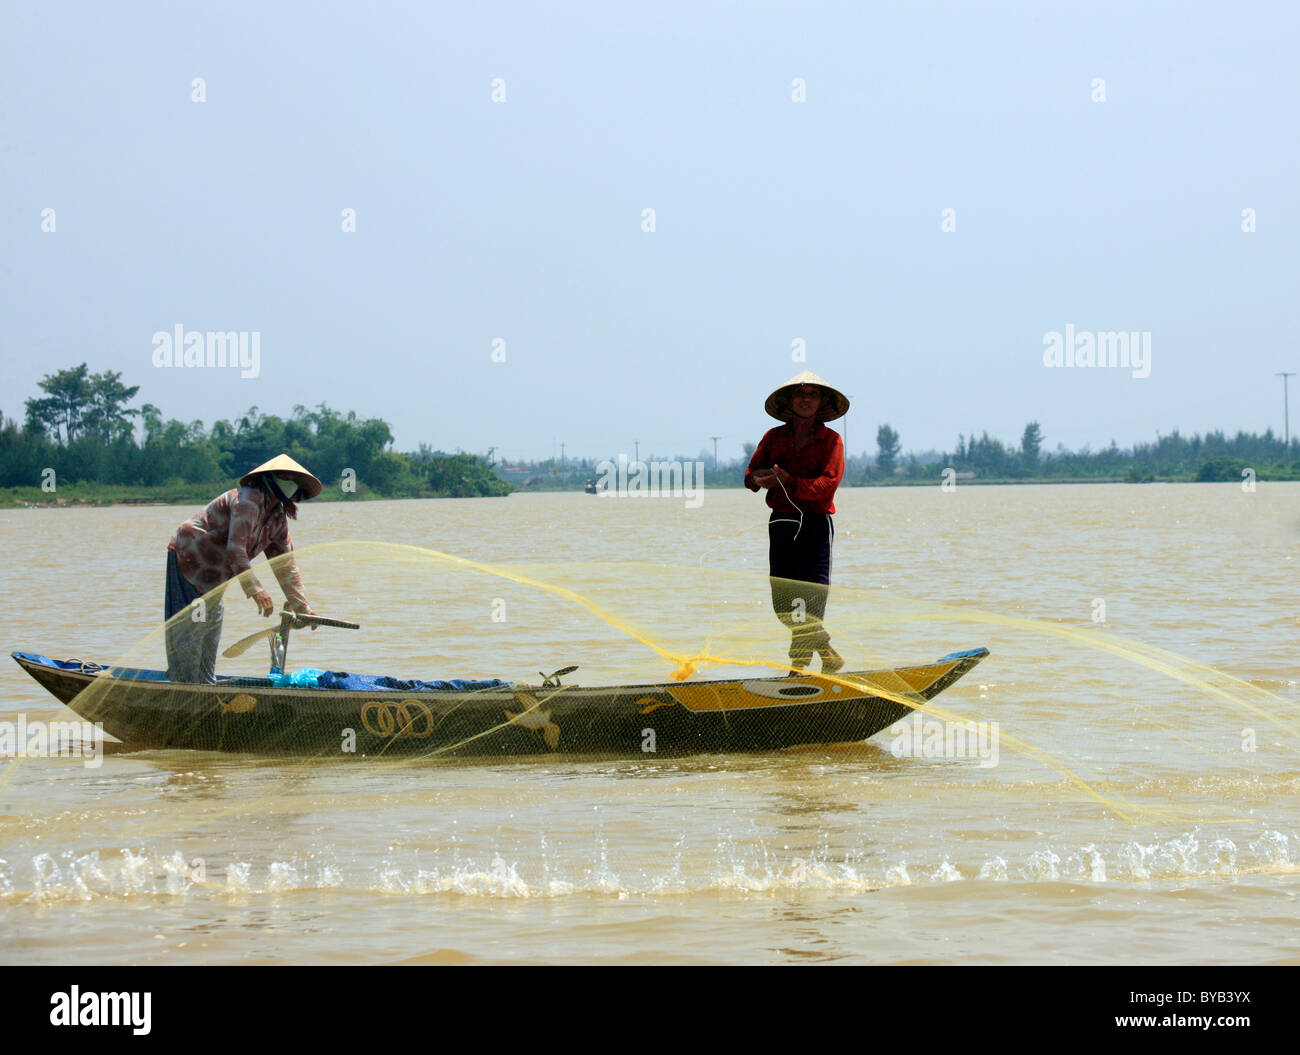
top-left (768, 511), bottom-right (833, 585)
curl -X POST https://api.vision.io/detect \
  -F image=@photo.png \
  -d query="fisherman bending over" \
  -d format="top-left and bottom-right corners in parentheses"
top-left (164, 454), bottom-right (320, 682)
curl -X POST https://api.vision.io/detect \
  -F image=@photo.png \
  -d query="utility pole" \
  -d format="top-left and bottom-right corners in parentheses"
top-left (1278, 373), bottom-right (1295, 447)
top-left (710, 435), bottom-right (720, 469)
top-left (634, 440), bottom-right (640, 464)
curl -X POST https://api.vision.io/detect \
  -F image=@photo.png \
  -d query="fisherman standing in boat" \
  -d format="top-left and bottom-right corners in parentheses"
top-left (745, 371), bottom-right (848, 675)
top-left (165, 454), bottom-right (320, 682)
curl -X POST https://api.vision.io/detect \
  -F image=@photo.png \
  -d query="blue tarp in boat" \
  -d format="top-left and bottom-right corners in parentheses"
top-left (317, 671), bottom-right (511, 692)
top-left (14, 653), bottom-right (509, 691)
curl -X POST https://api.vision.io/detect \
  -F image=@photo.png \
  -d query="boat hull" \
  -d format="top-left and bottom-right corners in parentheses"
top-left (12, 650), bottom-right (988, 759)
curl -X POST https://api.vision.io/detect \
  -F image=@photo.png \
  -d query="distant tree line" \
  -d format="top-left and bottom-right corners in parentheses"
top-left (848, 420), bottom-right (1299, 483)
top-left (438, 418), bottom-right (1300, 489)
top-left (2, 364), bottom-right (509, 498)
top-left (6, 366), bottom-right (1296, 497)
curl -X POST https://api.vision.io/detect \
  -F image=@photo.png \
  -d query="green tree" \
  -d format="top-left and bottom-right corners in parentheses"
top-left (427, 453), bottom-right (511, 497)
top-left (83, 369), bottom-right (141, 441)
top-left (0, 414), bottom-right (49, 487)
top-left (1195, 456), bottom-right (1246, 482)
top-left (876, 424), bottom-right (901, 476)
top-left (24, 364), bottom-right (92, 444)
top-left (140, 403), bottom-right (165, 444)
top-left (968, 431), bottom-right (1010, 476)
top-left (1021, 421), bottom-right (1043, 470)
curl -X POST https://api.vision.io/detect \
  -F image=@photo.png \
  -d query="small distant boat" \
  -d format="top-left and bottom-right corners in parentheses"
top-left (11, 647), bottom-right (988, 758)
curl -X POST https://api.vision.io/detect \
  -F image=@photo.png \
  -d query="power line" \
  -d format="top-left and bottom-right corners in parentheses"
top-left (1278, 372), bottom-right (1296, 446)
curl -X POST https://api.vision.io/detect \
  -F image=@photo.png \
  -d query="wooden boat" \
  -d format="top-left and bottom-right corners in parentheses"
top-left (11, 647), bottom-right (988, 759)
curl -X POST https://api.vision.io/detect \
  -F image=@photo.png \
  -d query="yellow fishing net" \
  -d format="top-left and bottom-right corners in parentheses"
top-left (2, 541), bottom-right (1298, 913)
top-left (12, 542), bottom-right (1298, 817)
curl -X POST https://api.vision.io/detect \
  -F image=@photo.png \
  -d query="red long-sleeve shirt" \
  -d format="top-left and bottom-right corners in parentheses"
top-left (744, 424), bottom-right (844, 514)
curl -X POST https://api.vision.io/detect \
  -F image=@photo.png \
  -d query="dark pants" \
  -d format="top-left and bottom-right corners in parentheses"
top-left (165, 550), bottom-right (224, 683)
top-left (768, 512), bottom-right (833, 666)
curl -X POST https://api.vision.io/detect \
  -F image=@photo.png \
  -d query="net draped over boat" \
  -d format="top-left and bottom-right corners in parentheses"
top-left (16, 542), bottom-right (1297, 816)
top-left (4, 542), bottom-right (1299, 907)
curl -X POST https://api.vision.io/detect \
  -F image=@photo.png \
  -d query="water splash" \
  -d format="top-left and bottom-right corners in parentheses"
top-left (2, 827), bottom-right (1298, 904)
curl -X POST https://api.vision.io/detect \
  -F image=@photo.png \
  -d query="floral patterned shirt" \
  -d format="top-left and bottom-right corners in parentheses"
top-left (168, 486), bottom-right (310, 609)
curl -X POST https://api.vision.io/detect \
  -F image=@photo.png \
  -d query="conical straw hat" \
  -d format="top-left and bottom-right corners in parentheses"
top-left (764, 370), bottom-right (850, 422)
top-left (239, 453), bottom-right (323, 500)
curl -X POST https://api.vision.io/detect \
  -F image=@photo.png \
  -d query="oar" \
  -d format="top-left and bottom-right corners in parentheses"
top-left (222, 613), bottom-right (361, 658)
top-left (222, 627), bottom-right (276, 658)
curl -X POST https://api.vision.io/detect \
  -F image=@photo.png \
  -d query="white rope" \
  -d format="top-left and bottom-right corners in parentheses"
top-left (772, 465), bottom-right (805, 541)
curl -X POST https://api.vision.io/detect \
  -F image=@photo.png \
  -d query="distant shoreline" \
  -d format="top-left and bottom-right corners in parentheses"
top-left (0, 485), bottom-right (508, 509)
top-left (5, 473), bottom-right (1298, 508)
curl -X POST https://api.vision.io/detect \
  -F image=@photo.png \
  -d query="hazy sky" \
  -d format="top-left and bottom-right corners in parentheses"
top-left (2, 1), bottom-right (1296, 463)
